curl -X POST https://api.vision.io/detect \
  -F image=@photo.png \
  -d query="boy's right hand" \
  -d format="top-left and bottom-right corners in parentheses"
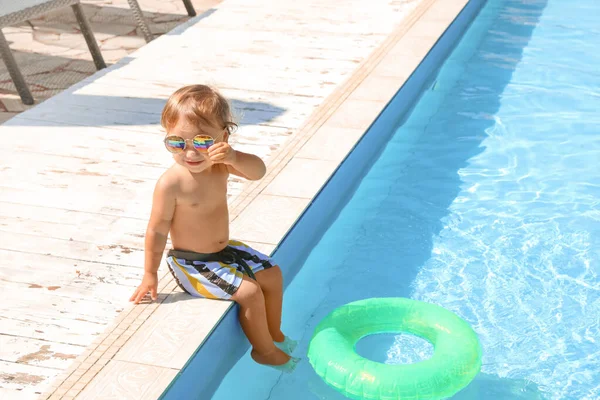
top-left (130, 272), bottom-right (158, 304)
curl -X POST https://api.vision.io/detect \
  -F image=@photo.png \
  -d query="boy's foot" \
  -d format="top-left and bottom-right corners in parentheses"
top-left (270, 356), bottom-right (301, 374)
top-left (251, 347), bottom-right (301, 374)
top-left (251, 347), bottom-right (291, 368)
top-left (274, 336), bottom-right (298, 355)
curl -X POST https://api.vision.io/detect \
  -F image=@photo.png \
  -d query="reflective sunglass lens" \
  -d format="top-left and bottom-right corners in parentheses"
top-left (164, 136), bottom-right (185, 153)
top-left (193, 135), bottom-right (214, 151)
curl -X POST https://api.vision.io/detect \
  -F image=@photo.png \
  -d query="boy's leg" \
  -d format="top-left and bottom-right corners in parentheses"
top-left (231, 275), bottom-right (290, 366)
top-left (254, 266), bottom-right (285, 342)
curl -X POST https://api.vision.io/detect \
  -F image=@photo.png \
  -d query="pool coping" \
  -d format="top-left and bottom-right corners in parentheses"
top-left (40, 0), bottom-right (472, 398)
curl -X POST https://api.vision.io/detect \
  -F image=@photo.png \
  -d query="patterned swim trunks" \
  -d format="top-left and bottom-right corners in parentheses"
top-left (165, 240), bottom-right (274, 300)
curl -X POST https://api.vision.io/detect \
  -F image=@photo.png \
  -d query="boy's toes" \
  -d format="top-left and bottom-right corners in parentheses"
top-left (270, 356), bottom-right (301, 374)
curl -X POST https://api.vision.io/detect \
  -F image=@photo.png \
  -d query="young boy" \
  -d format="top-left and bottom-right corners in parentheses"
top-left (129, 84), bottom-right (299, 372)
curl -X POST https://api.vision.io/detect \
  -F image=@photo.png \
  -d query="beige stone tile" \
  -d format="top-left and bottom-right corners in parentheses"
top-left (104, 346), bottom-right (120, 358)
top-left (237, 241), bottom-right (277, 256)
top-left (66, 388), bottom-right (81, 397)
top-left (373, 28), bottom-right (442, 79)
top-left (74, 360), bottom-right (178, 400)
top-left (52, 387), bottom-right (69, 398)
top-left (79, 370), bottom-right (97, 385)
top-left (71, 367), bottom-right (86, 377)
top-left (113, 335), bottom-right (129, 347)
top-left (71, 382), bottom-right (86, 391)
top-left (423, 0), bottom-right (468, 22)
top-left (351, 74), bottom-right (405, 102)
top-left (263, 157), bottom-right (338, 199)
top-left (388, 33), bottom-right (437, 59)
top-left (372, 52), bottom-right (423, 79)
top-left (407, 14), bottom-right (452, 40)
top-left (325, 99), bottom-right (385, 130)
top-left (63, 376), bottom-right (78, 387)
top-left (297, 125), bottom-right (364, 162)
top-left (230, 194), bottom-right (310, 244)
top-left (97, 343), bottom-right (110, 353)
top-left (113, 293), bottom-right (231, 369)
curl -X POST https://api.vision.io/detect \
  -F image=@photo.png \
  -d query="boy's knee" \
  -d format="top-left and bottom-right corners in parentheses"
top-left (233, 277), bottom-right (264, 305)
top-left (257, 265), bottom-right (283, 289)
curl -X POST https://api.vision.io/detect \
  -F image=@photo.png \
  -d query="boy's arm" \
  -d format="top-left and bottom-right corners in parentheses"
top-left (130, 175), bottom-right (176, 304)
top-left (226, 150), bottom-right (266, 181)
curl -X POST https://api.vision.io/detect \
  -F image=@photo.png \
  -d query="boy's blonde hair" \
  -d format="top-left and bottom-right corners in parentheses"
top-left (161, 84), bottom-right (237, 135)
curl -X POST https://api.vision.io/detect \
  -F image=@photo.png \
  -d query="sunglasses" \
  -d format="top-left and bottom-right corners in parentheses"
top-left (163, 134), bottom-right (215, 154)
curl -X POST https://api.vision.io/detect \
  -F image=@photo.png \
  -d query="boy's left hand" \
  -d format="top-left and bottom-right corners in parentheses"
top-left (208, 142), bottom-right (237, 165)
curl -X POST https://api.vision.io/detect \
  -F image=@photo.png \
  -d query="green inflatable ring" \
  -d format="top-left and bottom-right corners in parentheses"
top-left (307, 298), bottom-right (482, 400)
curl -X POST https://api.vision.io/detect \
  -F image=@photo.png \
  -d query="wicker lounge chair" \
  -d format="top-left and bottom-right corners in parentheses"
top-left (127, 0), bottom-right (196, 43)
top-left (0, 0), bottom-right (106, 105)
top-left (0, 0), bottom-right (197, 105)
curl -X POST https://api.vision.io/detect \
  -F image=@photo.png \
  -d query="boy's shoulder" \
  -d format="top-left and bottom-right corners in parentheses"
top-left (154, 165), bottom-right (182, 194)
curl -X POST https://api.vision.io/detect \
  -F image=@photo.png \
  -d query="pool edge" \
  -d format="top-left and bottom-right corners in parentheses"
top-left (158, 0), bottom-right (487, 399)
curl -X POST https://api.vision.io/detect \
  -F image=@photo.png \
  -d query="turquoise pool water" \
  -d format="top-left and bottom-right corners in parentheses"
top-left (211, 0), bottom-right (599, 399)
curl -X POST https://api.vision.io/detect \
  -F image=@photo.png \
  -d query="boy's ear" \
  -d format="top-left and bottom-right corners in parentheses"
top-left (223, 130), bottom-right (230, 142)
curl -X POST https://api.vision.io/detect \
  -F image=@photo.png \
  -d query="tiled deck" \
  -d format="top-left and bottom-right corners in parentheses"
top-left (0, 0), bottom-right (468, 398)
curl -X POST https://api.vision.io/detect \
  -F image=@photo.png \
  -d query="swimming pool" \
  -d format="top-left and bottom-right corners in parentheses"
top-left (165, 0), bottom-right (599, 399)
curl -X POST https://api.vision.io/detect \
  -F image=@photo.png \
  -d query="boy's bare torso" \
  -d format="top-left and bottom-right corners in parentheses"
top-left (167, 163), bottom-right (230, 253)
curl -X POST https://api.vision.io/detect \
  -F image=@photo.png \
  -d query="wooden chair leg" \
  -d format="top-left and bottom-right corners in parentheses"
top-left (182, 0), bottom-right (197, 17)
top-left (0, 30), bottom-right (34, 105)
top-left (71, 3), bottom-right (107, 70)
top-left (126, 0), bottom-right (153, 43)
